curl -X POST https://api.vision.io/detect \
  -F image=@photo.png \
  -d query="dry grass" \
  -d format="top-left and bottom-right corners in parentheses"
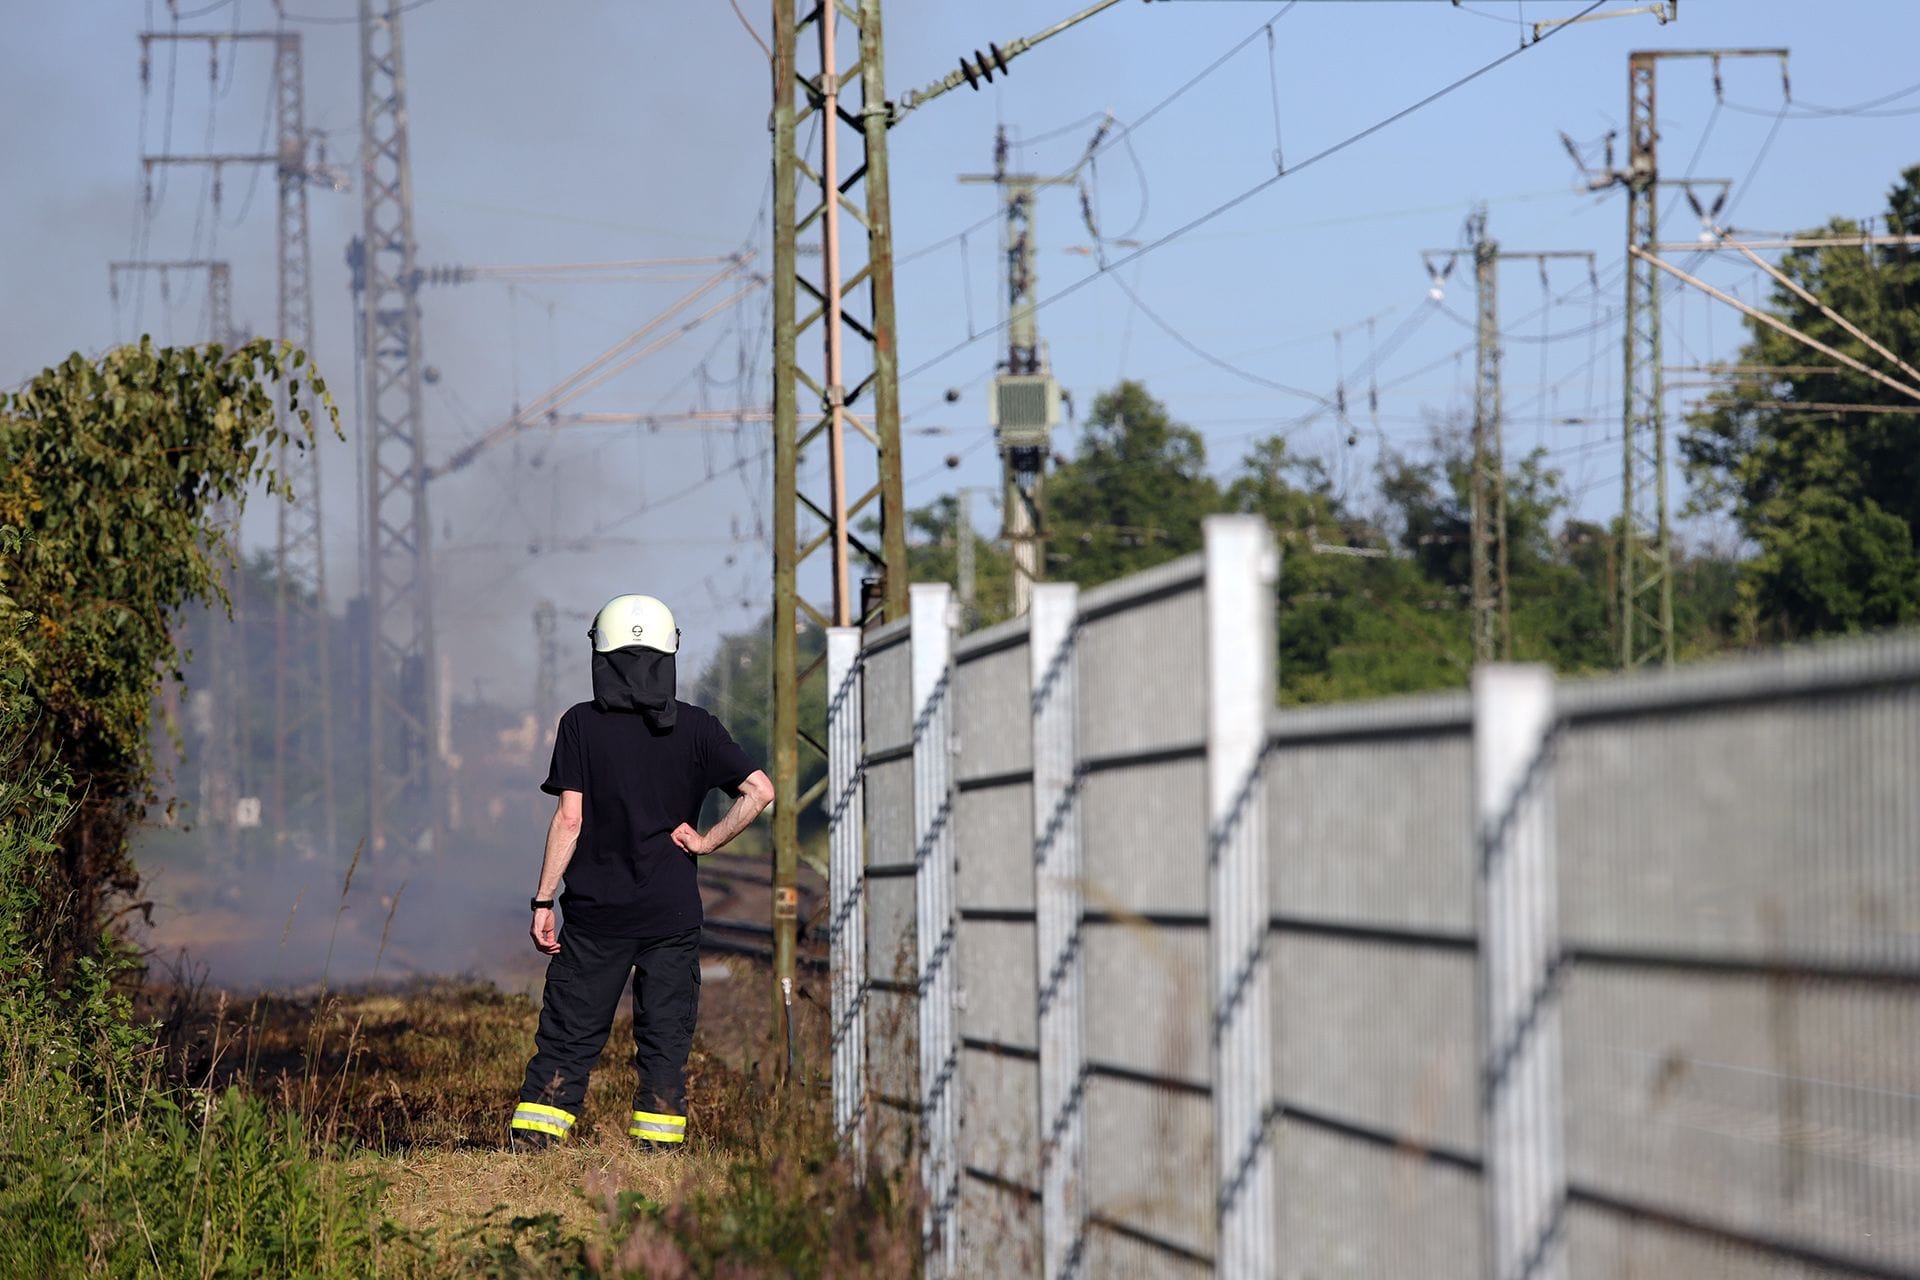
top-left (138, 952), bottom-right (913, 1276)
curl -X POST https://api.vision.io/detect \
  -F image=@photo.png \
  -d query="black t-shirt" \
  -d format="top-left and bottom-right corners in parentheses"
top-left (541, 699), bottom-right (758, 937)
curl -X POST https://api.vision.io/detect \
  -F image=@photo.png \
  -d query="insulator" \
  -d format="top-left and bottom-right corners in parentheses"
top-left (160, 270), bottom-right (171, 303)
top-left (209, 46), bottom-right (219, 84)
top-left (211, 169), bottom-right (223, 211)
top-left (989, 43), bottom-right (1009, 74)
top-left (1711, 55), bottom-right (1722, 101)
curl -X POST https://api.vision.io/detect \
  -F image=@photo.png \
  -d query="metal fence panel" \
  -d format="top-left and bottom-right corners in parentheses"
top-left (954, 624), bottom-right (1032, 784)
top-left (957, 918), bottom-right (1037, 1052)
top-left (1274, 1116), bottom-right (1484, 1279)
top-left (865, 872), bottom-right (917, 983)
top-left (1085, 1073), bottom-right (1216, 1261)
top-left (954, 783), bottom-right (1034, 911)
top-left (1553, 638), bottom-right (1920, 1277)
top-left (863, 624), bottom-right (913, 754)
top-left (1563, 965), bottom-right (1920, 1268)
top-left (1265, 694), bottom-right (1475, 934)
top-left (1272, 933), bottom-right (1480, 1155)
top-left (959, 1046), bottom-right (1040, 1186)
top-left (959, 1175), bottom-right (1043, 1277)
top-left (1082, 922), bottom-right (1210, 1087)
top-left (1084, 1225), bottom-right (1214, 1279)
top-left (1558, 684), bottom-right (1920, 964)
top-left (1563, 1201), bottom-right (1860, 1279)
top-left (863, 756), bottom-right (914, 875)
top-left (1080, 757), bottom-right (1209, 915)
top-left (861, 622), bottom-right (919, 1179)
top-left (1076, 557), bottom-right (1206, 760)
top-left (864, 986), bottom-right (920, 1105)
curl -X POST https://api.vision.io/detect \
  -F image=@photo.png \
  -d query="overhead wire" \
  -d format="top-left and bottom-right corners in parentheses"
top-left (272, 0), bottom-right (443, 23)
top-left (900, 0), bottom-right (1612, 386)
top-left (1102, 270), bottom-right (1331, 407)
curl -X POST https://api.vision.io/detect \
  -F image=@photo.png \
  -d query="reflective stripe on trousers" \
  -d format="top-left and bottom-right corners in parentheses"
top-left (510, 1101), bottom-right (576, 1139)
top-left (630, 1109), bottom-right (687, 1143)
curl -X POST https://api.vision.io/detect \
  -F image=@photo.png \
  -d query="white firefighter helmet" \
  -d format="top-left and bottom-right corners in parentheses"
top-left (589, 594), bottom-right (679, 654)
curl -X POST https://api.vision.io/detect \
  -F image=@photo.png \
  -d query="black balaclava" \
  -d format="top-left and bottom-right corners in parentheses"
top-left (592, 646), bottom-right (677, 729)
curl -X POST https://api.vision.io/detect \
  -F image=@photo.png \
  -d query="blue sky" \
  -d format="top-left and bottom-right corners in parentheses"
top-left (6, 0), bottom-right (1918, 700)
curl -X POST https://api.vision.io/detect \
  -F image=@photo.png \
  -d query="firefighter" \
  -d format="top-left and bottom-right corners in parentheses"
top-left (509, 593), bottom-right (774, 1152)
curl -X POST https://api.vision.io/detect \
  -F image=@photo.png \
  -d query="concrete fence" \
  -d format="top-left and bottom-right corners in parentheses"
top-left (827, 513), bottom-right (1920, 1279)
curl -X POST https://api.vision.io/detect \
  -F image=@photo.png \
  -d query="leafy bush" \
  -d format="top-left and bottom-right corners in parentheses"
top-left (0, 339), bottom-right (333, 980)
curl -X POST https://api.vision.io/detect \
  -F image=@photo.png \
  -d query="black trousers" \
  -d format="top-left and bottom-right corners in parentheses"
top-left (515, 924), bottom-right (701, 1144)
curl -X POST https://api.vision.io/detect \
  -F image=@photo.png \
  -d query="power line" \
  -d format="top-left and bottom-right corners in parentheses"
top-left (902, 0), bottom-right (1610, 385)
top-left (272, 0), bottom-right (441, 23)
top-left (1104, 271), bottom-right (1330, 406)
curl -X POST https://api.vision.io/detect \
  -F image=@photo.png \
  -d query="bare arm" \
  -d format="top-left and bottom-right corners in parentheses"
top-left (529, 790), bottom-right (583, 954)
top-left (671, 769), bottom-right (775, 857)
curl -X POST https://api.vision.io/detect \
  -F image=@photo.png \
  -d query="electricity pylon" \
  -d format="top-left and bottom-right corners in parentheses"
top-left (960, 127), bottom-right (1074, 617)
top-left (1573, 47), bottom-right (1786, 667)
top-left (140, 29), bottom-right (346, 854)
top-left (357, 0), bottom-right (439, 857)
top-left (108, 259), bottom-right (237, 347)
top-left (770, 0), bottom-right (1128, 1065)
top-left (769, 0), bottom-right (910, 1031)
top-left (1425, 212), bottom-right (1594, 663)
top-left (110, 258), bottom-right (246, 852)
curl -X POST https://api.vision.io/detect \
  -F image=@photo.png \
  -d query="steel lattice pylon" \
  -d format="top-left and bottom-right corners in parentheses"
top-left (1620, 52), bottom-right (1671, 669)
top-left (1471, 217), bottom-right (1505, 665)
top-left (358, 0), bottom-right (439, 857)
top-left (136, 29), bottom-right (340, 849)
top-left (770, 0), bottom-right (909, 1025)
top-left (270, 32), bottom-right (339, 858)
top-left (111, 258), bottom-right (245, 852)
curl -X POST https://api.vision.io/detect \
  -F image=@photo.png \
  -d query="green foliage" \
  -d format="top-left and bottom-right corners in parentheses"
top-left (1048, 380), bottom-right (1222, 585)
top-left (1683, 163), bottom-right (1920, 639)
top-left (0, 555), bottom-right (397, 1280)
top-left (903, 492), bottom-right (1015, 629)
top-left (0, 337), bottom-right (335, 978)
top-left (0, 1078), bottom-right (390, 1279)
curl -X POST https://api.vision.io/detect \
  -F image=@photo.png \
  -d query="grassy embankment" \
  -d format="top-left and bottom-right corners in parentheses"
top-left (2, 776), bottom-right (914, 1277)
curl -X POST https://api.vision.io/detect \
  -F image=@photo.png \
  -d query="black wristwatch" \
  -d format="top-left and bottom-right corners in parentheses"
top-left (530, 897), bottom-right (555, 911)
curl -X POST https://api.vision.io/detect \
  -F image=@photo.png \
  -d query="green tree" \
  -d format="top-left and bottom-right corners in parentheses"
top-left (900, 492), bottom-right (1015, 629)
top-left (0, 338), bottom-right (332, 978)
top-left (1683, 163), bottom-right (1920, 638)
top-left (1048, 380), bottom-right (1223, 585)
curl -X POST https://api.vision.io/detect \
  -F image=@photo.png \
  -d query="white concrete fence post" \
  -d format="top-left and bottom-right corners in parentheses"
top-left (826, 625), bottom-right (866, 1165)
top-left (1473, 664), bottom-right (1567, 1280)
top-left (910, 584), bottom-right (960, 1276)
top-left (1204, 516), bottom-right (1280, 1277)
top-left (1029, 583), bottom-right (1087, 1279)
